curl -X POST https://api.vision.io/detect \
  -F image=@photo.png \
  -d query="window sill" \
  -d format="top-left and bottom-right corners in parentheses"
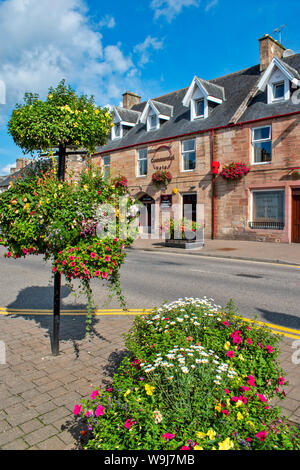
top-left (251, 161), bottom-right (272, 166)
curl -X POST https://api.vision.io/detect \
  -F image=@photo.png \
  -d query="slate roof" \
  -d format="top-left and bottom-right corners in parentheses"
top-left (114, 106), bottom-right (141, 124)
top-left (95, 53), bottom-right (300, 154)
top-left (195, 77), bottom-right (225, 101)
top-left (151, 100), bottom-right (174, 117)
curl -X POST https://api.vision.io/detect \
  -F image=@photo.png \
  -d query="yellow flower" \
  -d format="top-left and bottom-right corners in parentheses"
top-left (23, 197), bottom-right (27, 202)
top-left (145, 384), bottom-right (155, 396)
top-left (226, 399), bottom-right (231, 407)
top-left (53, 194), bottom-right (57, 199)
top-left (237, 412), bottom-right (243, 421)
top-left (247, 421), bottom-right (255, 428)
top-left (95, 109), bottom-right (100, 115)
top-left (215, 403), bottom-right (222, 413)
top-left (124, 389), bottom-right (131, 398)
top-left (23, 203), bottom-right (30, 212)
top-left (224, 341), bottom-right (231, 351)
top-left (194, 446), bottom-right (203, 450)
top-left (83, 185), bottom-right (88, 191)
top-left (218, 438), bottom-right (234, 451)
top-left (238, 354), bottom-right (245, 362)
top-left (48, 93), bottom-right (53, 99)
top-left (206, 429), bottom-right (216, 440)
top-left (195, 432), bottom-right (206, 439)
top-left (235, 400), bottom-right (243, 408)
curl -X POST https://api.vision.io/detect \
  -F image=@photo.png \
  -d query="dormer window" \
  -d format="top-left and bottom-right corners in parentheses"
top-left (112, 123), bottom-right (121, 139)
top-left (148, 113), bottom-right (158, 130)
top-left (140, 99), bottom-right (173, 132)
top-left (182, 76), bottom-right (225, 122)
top-left (273, 81), bottom-right (285, 100)
top-left (195, 99), bottom-right (205, 118)
top-left (257, 57), bottom-right (300, 105)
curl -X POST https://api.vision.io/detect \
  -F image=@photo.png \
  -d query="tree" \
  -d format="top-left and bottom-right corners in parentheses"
top-left (1, 81), bottom-right (136, 355)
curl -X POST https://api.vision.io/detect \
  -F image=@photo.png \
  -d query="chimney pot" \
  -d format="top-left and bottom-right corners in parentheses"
top-left (122, 91), bottom-right (141, 109)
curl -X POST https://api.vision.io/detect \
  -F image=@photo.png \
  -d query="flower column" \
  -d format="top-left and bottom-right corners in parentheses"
top-left (52, 144), bottom-right (66, 356)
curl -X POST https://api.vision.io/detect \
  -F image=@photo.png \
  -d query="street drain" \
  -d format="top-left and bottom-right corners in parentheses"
top-left (215, 248), bottom-right (237, 251)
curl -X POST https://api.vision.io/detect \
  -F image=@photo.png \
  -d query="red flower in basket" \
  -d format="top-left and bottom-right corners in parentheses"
top-left (220, 162), bottom-right (250, 180)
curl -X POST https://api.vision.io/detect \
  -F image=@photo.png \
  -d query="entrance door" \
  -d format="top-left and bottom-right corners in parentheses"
top-left (139, 195), bottom-right (155, 234)
top-left (292, 192), bottom-right (300, 243)
top-left (182, 194), bottom-right (197, 222)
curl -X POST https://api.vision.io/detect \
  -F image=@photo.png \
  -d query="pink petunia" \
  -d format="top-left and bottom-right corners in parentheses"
top-left (95, 405), bottom-right (105, 417)
top-left (180, 446), bottom-right (191, 450)
top-left (90, 252), bottom-right (96, 259)
top-left (256, 431), bottom-right (267, 441)
top-left (104, 255), bottom-right (111, 262)
top-left (223, 321), bottom-right (230, 327)
top-left (248, 375), bottom-right (256, 387)
top-left (240, 386), bottom-right (250, 392)
top-left (124, 419), bottom-right (136, 429)
top-left (224, 388), bottom-right (230, 394)
top-left (162, 433), bottom-right (175, 441)
top-left (90, 390), bottom-right (100, 400)
top-left (266, 345), bottom-right (274, 354)
top-left (246, 338), bottom-right (252, 345)
top-left (257, 394), bottom-right (267, 403)
top-left (226, 351), bottom-right (235, 358)
top-left (102, 272), bottom-right (108, 280)
top-left (73, 404), bottom-right (82, 416)
top-left (278, 377), bottom-right (285, 385)
top-left (85, 409), bottom-right (94, 417)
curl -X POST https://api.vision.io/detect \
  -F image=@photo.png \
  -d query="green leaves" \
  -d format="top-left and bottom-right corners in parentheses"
top-left (8, 79), bottom-right (113, 154)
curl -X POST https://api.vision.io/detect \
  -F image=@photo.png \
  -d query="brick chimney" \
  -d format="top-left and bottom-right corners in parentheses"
top-left (122, 91), bottom-right (141, 109)
top-left (259, 34), bottom-right (286, 72)
top-left (16, 158), bottom-right (30, 171)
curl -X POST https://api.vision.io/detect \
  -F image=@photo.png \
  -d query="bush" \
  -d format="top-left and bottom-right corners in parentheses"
top-left (75, 298), bottom-right (300, 450)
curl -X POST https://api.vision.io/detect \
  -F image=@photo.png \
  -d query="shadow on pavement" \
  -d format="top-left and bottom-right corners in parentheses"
top-left (257, 307), bottom-right (300, 331)
top-left (5, 285), bottom-right (109, 354)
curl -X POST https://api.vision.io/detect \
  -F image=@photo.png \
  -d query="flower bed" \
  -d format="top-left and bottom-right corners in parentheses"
top-left (75, 298), bottom-right (300, 450)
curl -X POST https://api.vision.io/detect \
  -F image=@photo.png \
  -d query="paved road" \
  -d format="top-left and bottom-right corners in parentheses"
top-left (0, 246), bottom-right (300, 330)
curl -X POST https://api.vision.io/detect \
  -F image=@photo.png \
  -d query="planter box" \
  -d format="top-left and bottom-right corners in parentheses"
top-left (165, 235), bottom-right (204, 250)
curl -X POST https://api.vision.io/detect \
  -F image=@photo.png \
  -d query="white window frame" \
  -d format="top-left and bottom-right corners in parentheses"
top-left (181, 139), bottom-right (196, 172)
top-left (137, 148), bottom-right (148, 177)
top-left (112, 123), bottom-right (122, 140)
top-left (267, 70), bottom-right (290, 104)
top-left (250, 188), bottom-right (285, 230)
top-left (147, 112), bottom-right (159, 131)
top-left (252, 125), bottom-right (272, 165)
top-left (102, 155), bottom-right (110, 177)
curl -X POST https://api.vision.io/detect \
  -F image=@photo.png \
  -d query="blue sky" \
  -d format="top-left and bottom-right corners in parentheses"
top-left (0, 0), bottom-right (300, 174)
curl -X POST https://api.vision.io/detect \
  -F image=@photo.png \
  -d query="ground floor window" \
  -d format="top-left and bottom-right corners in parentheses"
top-left (250, 190), bottom-right (285, 230)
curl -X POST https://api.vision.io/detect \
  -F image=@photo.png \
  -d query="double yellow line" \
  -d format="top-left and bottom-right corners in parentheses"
top-left (0, 307), bottom-right (300, 340)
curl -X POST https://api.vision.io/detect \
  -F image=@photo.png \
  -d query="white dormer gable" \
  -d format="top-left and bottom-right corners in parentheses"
top-left (257, 57), bottom-right (300, 104)
top-left (140, 100), bottom-right (172, 131)
top-left (111, 106), bottom-right (137, 140)
top-left (182, 76), bottom-right (224, 121)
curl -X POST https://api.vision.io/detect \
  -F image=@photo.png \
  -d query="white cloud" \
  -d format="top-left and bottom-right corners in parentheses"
top-left (0, 162), bottom-right (15, 175)
top-left (0, 0), bottom-right (140, 117)
top-left (134, 36), bottom-right (164, 67)
top-left (205, 0), bottom-right (218, 11)
top-left (150, 0), bottom-right (200, 22)
top-left (99, 15), bottom-right (116, 29)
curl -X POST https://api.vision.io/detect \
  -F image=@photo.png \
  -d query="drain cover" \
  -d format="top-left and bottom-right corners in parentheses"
top-left (236, 274), bottom-right (263, 279)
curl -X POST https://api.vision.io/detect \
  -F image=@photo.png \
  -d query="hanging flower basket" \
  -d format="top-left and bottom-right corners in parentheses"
top-left (111, 175), bottom-right (128, 192)
top-left (152, 169), bottom-right (172, 188)
top-left (220, 162), bottom-right (250, 180)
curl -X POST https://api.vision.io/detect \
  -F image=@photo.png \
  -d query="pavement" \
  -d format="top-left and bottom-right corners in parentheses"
top-left (129, 237), bottom-right (300, 266)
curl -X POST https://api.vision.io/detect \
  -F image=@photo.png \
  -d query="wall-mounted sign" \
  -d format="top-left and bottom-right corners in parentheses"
top-left (160, 194), bottom-right (172, 211)
top-left (151, 145), bottom-right (175, 170)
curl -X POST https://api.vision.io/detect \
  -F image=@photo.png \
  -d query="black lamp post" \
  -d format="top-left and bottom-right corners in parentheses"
top-left (50, 146), bottom-right (88, 356)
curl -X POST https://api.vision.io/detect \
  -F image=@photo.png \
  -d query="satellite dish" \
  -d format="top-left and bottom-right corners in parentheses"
top-left (283, 49), bottom-right (295, 57)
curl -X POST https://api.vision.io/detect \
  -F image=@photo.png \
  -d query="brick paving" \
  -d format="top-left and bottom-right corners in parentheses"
top-left (0, 313), bottom-right (134, 450)
top-left (0, 312), bottom-right (300, 450)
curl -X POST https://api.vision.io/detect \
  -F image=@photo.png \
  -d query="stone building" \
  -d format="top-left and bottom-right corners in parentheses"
top-left (93, 35), bottom-right (300, 243)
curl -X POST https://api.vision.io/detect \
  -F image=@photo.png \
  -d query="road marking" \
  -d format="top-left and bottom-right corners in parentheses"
top-left (1, 307), bottom-right (299, 339)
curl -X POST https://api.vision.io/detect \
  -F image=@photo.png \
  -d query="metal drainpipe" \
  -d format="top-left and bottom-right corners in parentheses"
top-left (212, 129), bottom-right (216, 240)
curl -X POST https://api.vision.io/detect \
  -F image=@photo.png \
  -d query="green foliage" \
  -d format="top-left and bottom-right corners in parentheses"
top-left (76, 298), bottom-right (300, 450)
top-left (8, 80), bottom-right (113, 154)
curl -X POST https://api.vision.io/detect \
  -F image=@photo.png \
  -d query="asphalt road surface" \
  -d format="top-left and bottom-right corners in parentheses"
top-left (0, 246), bottom-right (299, 330)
